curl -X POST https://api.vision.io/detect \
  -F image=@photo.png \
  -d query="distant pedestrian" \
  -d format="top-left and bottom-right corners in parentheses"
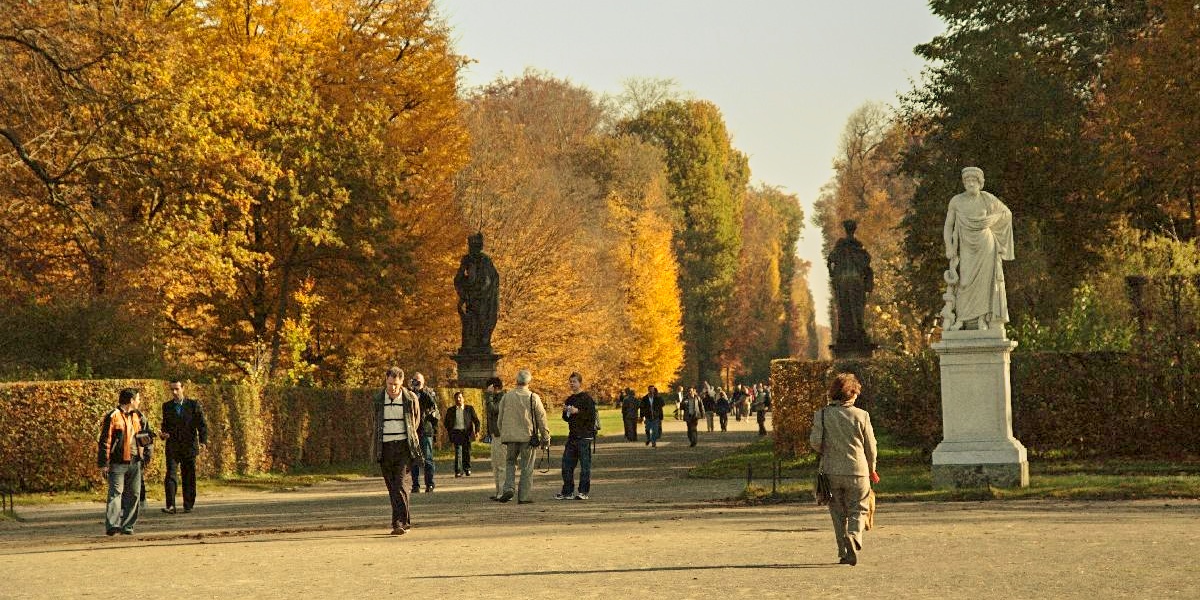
top-left (409, 372), bottom-right (440, 493)
top-left (496, 369), bottom-right (549, 504)
top-left (732, 385), bottom-right (748, 421)
top-left (680, 387), bottom-right (706, 447)
top-left (484, 377), bottom-right (506, 500)
top-left (753, 384), bottom-right (771, 436)
top-left (98, 388), bottom-right (153, 536)
top-left (556, 372), bottom-right (597, 500)
top-left (444, 391), bottom-right (481, 477)
top-left (809, 373), bottom-right (879, 566)
top-left (715, 388), bottom-right (731, 431)
top-left (372, 367), bottom-right (422, 535)
top-left (640, 385), bottom-right (666, 448)
top-left (701, 383), bottom-right (716, 432)
top-left (620, 388), bottom-right (639, 442)
top-left (673, 385), bottom-right (685, 420)
top-left (159, 379), bottom-right (207, 514)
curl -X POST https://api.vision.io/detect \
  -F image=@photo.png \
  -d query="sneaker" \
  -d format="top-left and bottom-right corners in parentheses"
top-left (161, 507), bottom-right (176, 514)
top-left (497, 491), bottom-right (513, 503)
top-left (464, 470), bottom-right (471, 476)
top-left (425, 486), bottom-right (434, 493)
top-left (574, 493), bottom-right (589, 500)
top-left (455, 473), bottom-right (463, 478)
top-left (554, 493), bottom-right (573, 500)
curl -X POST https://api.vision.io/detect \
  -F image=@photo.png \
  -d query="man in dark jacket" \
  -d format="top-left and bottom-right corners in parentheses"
top-left (372, 366), bottom-right (423, 535)
top-left (159, 379), bottom-right (207, 514)
top-left (619, 388), bottom-right (639, 442)
top-left (556, 372), bottom-right (597, 500)
top-left (99, 388), bottom-right (153, 535)
top-left (444, 391), bottom-right (481, 477)
top-left (640, 385), bottom-right (666, 448)
top-left (409, 372), bottom-right (440, 493)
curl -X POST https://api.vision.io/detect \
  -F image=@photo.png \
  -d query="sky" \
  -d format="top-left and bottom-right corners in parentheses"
top-left (436, 0), bottom-right (947, 327)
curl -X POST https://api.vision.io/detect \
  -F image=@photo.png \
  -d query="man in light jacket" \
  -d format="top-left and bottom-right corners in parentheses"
top-left (495, 369), bottom-right (549, 504)
top-left (371, 367), bottom-right (423, 535)
top-left (809, 373), bottom-right (879, 566)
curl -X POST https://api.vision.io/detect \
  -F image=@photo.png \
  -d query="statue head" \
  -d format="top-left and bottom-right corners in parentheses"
top-left (467, 232), bottom-right (484, 254)
top-left (842, 219), bottom-right (858, 238)
top-left (961, 167), bottom-right (985, 193)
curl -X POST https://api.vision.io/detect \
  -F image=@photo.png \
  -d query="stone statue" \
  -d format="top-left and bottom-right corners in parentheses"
top-left (827, 219), bottom-right (874, 347)
top-left (453, 232), bottom-right (500, 353)
top-left (941, 167), bottom-right (1014, 331)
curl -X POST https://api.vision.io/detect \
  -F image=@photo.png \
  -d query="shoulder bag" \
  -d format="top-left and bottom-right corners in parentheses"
top-left (814, 407), bottom-right (833, 506)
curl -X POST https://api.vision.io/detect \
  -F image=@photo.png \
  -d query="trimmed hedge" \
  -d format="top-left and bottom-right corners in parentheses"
top-left (770, 351), bottom-right (1200, 460)
top-left (0, 381), bottom-right (484, 493)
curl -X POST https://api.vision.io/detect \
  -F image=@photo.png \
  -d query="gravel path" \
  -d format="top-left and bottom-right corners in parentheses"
top-left (3, 416), bottom-right (1198, 599)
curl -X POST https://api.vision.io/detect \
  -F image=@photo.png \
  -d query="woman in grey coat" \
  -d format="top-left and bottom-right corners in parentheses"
top-left (809, 373), bottom-right (879, 565)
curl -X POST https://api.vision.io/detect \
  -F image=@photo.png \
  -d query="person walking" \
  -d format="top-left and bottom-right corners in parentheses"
top-left (444, 391), bottom-right (481, 478)
top-left (372, 367), bottom-right (422, 535)
top-left (640, 385), bottom-right (666, 448)
top-left (483, 377), bottom-right (507, 500)
top-left (680, 387), bottom-right (706, 447)
top-left (409, 372), bottom-right (440, 493)
top-left (715, 388), bottom-right (732, 432)
top-left (556, 372), bottom-right (597, 500)
top-left (98, 388), bottom-right (153, 535)
top-left (701, 383), bottom-right (717, 432)
top-left (809, 373), bottom-right (879, 566)
top-left (496, 369), bottom-right (549, 504)
top-left (753, 384), bottom-right (771, 436)
top-left (620, 388), bottom-right (639, 442)
top-left (159, 379), bottom-right (207, 514)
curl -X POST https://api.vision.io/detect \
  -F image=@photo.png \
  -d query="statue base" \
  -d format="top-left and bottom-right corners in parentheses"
top-left (451, 350), bottom-right (501, 389)
top-left (930, 329), bottom-right (1029, 489)
top-left (830, 341), bottom-right (877, 360)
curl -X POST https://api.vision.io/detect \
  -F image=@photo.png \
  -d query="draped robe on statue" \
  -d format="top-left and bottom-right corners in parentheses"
top-left (946, 191), bottom-right (1014, 328)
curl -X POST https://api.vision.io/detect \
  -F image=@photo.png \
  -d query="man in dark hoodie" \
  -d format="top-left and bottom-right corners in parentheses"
top-left (556, 372), bottom-right (597, 500)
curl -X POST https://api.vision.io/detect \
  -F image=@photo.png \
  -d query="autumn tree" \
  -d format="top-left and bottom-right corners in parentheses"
top-left (620, 100), bottom-right (749, 384)
top-left (900, 0), bottom-right (1149, 329)
top-left (1093, 0), bottom-right (1200, 240)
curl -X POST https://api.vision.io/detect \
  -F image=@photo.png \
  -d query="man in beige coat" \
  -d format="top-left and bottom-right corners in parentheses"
top-left (495, 369), bottom-right (550, 504)
top-left (809, 373), bottom-right (879, 565)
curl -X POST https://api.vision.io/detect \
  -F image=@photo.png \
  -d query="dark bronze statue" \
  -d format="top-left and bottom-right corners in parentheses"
top-left (828, 220), bottom-right (874, 349)
top-left (453, 232), bottom-right (500, 354)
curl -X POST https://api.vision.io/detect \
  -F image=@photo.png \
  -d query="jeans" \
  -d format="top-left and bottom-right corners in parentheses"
top-left (705, 413), bottom-right (715, 432)
top-left (646, 419), bottom-right (662, 444)
top-left (379, 441), bottom-right (413, 527)
top-left (164, 452), bottom-right (197, 510)
top-left (411, 434), bottom-right (435, 490)
top-left (105, 461), bottom-right (142, 533)
top-left (503, 442), bottom-right (536, 502)
top-left (560, 437), bottom-right (593, 496)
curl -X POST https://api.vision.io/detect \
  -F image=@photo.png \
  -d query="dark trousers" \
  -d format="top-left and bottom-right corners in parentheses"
top-left (622, 416), bottom-right (638, 441)
top-left (380, 441), bottom-right (414, 527)
top-left (410, 434), bottom-right (435, 490)
top-left (719, 413), bottom-right (729, 431)
top-left (560, 437), bottom-right (593, 496)
top-left (685, 418), bottom-right (700, 446)
top-left (164, 451), bottom-right (197, 510)
top-left (757, 411), bottom-right (768, 435)
top-left (450, 430), bottom-right (472, 474)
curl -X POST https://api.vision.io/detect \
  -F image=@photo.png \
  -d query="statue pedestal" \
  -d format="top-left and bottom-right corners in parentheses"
top-left (830, 341), bottom-right (877, 360)
top-left (931, 329), bottom-right (1028, 488)
top-left (451, 351), bottom-right (501, 388)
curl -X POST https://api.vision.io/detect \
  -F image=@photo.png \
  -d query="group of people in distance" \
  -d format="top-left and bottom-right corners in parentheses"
top-left (618, 382), bottom-right (772, 448)
top-left (95, 367), bottom-right (875, 568)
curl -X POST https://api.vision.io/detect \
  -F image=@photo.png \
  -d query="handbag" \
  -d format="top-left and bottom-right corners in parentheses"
top-left (527, 393), bottom-right (545, 448)
top-left (813, 407), bottom-right (833, 506)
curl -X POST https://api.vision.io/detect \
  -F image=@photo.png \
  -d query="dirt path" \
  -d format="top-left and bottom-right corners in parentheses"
top-left (3, 416), bottom-right (1198, 599)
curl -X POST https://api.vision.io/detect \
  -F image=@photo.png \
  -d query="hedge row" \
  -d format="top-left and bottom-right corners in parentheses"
top-left (769, 351), bottom-right (1200, 459)
top-left (0, 381), bottom-right (484, 493)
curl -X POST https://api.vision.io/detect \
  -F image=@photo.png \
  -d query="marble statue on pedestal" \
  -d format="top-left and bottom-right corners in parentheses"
top-left (941, 167), bottom-right (1014, 332)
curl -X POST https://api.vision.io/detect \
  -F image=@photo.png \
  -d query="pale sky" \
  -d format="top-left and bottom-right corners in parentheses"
top-left (437, 0), bottom-right (946, 327)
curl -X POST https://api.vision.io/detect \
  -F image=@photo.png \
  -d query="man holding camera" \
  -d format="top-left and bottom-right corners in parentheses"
top-left (496, 369), bottom-right (549, 504)
top-left (98, 388), bottom-right (154, 535)
top-left (409, 372), bottom-right (440, 493)
top-left (160, 379), bottom-right (207, 514)
top-left (556, 372), bottom-right (596, 500)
